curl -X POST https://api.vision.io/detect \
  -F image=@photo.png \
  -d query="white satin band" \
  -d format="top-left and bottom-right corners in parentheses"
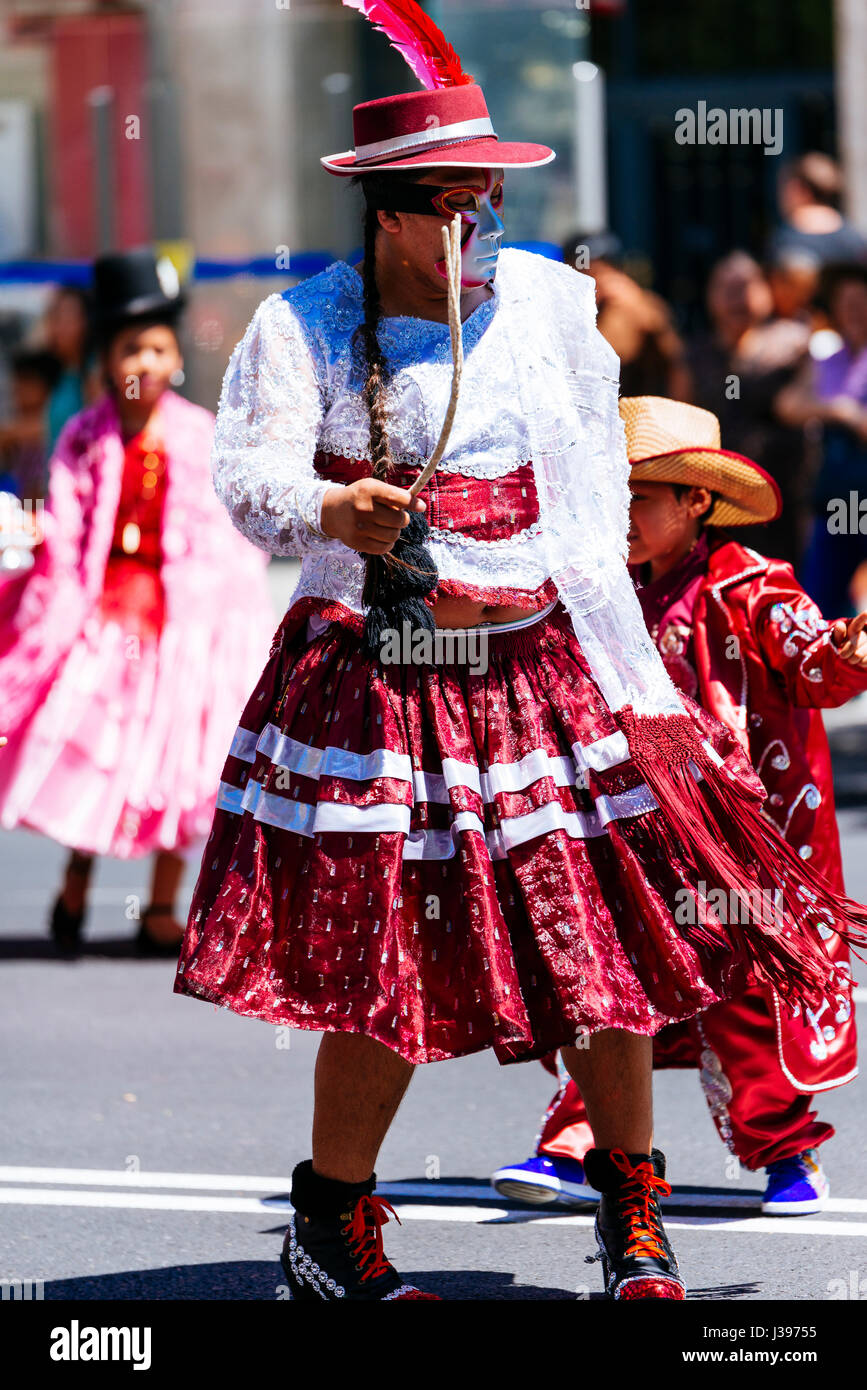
top-left (354, 116), bottom-right (496, 162)
top-left (216, 717), bottom-right (667, 859)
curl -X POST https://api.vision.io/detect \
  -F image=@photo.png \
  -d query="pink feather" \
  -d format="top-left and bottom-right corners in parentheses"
top-left (343, 0), bottom-right (473, 90)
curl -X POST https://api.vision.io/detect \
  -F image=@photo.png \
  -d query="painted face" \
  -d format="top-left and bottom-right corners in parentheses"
top-left (431, 171), bottom-right (505, 287)
top-left (365, 171), bottom-right (506, 288)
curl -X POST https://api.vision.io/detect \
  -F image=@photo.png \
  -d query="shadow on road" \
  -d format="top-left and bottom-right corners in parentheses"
top-left (42, 1264), bottom-right (763, 1300)
top-left (43, 1263), bottom-right (586, 1300)
top-left (0, 936), bottom-right (176, 961)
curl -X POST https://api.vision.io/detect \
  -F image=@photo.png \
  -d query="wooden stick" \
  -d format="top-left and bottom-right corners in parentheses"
top-left (409, 213), bottom-right (464, 498)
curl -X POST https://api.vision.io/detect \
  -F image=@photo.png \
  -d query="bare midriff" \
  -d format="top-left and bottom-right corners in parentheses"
top-left (430, 595), bottom-right (537, 628)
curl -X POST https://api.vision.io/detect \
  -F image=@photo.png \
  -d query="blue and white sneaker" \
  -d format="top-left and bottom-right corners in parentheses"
top-left (490, 1155), bottom-right (599, 1209)
top-left (761, 1149), bottom-right (829, 1215)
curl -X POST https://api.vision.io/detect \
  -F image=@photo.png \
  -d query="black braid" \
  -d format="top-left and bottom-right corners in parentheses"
top-left (360, 202), bottom-right (392, 483)
top-left (355, 179), bottom-right (438, 658)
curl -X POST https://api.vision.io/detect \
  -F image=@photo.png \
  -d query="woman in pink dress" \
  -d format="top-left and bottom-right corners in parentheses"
top-left (0, 249), bottom-right (274, 954)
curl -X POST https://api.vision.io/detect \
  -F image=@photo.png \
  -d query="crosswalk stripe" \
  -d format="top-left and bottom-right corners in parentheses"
top-left (391, 1204), bottom-right (867, 1237)
top-left (0, 1166), bottom-right (293, 1192)
top-left (0, 1167), bottom-right (864, 1214)
top-left (0, 1183), bottom-right (865, 1235)
top-left (385, 1184), bottom-right (867, 1214)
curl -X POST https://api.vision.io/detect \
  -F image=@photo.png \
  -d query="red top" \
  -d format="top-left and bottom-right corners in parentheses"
top-left (98, 429), bottom-right (167, 640)
top-left (314, 450), bottom-right (556, 611)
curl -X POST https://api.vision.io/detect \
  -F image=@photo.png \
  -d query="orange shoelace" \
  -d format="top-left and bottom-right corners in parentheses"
top-left (609, 1149), bottom-right (672, 1260)
top-left (343, 1194), bottom-right (401, 1283)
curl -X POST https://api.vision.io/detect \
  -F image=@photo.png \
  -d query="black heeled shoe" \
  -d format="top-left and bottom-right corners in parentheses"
top-left (49, 894), bottom-right (86, 957)
top-left (135, 902), bottom-right (185, 958)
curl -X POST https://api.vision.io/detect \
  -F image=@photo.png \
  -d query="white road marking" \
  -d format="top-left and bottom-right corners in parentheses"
top-left (1, 1167), bottom-right (866, 1214)
top-left (385, 1184), bottom-right (867, 1215)
top-left (521, 1212), bottom-right (867, 1238)
top-left (0, 1166), bottom-right (294, 1192)
top-left (0, 1188), bottom-right (279, 1214)
top-left (0, 1168), bottom-right (864, 1233)
top-left (0, 1187), bottom-right (865, 1237)
top-left (391, 1205), bottom-right (867, 1238)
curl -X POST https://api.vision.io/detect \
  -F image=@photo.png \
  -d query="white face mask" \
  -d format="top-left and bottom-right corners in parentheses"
top-left (433, 170), bottom-right (505, 288)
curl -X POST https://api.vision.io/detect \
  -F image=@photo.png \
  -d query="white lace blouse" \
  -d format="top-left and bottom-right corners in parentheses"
top-left (212, 248), bottom-right (684, 715)
top-left (212, 250), bottom-right (570, 613)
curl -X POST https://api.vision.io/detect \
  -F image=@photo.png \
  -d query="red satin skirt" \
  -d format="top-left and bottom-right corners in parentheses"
top-left (173, 599), bottom-right (802, 1065)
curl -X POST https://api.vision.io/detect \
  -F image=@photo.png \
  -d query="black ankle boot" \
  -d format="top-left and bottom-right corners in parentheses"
top-left (135, 903), bottom-right (184, 958)
top-left (50, 852), bottom-right (93, 955)
top-left (583, 1148), bottom-right (686, 1300)
top-left (281, 1161), bottom-right (439, 1302)
top-left (49, 894), bottom-right (85, 956)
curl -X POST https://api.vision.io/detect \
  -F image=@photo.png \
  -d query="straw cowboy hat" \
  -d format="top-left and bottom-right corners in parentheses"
top-left (620, 396), bottom-right (782, 528)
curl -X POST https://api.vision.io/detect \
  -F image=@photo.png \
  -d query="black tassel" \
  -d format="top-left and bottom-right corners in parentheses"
top-left (362, 510), bottom-right (438, 660)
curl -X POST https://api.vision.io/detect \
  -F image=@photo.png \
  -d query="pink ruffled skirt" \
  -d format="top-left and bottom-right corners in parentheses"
top-left (0, 579), bottom-right (267, 860)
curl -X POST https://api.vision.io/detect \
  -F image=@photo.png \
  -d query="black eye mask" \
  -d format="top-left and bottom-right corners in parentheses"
top-left (363, 178), bottom-right (504, 220)
top-left (362, 180), bottom-right (459, 216)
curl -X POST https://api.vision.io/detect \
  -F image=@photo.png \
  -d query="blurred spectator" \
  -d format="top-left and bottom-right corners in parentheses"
top-left (686, 251), bottom-right (812, 567)
top-left (767, 247), bottom-right (821, 329)
top-left (563, 230), bottom-right (690, 401)
top-left (851, 558), bottom-right (867, 614)
top-left (41, 285), bottom-right (95, 454)
top-left (777, 261), bottom-right (867, 615)
top-left (0, 349), bottom-right (61, 501)
top-left (767, 153), bottom-right (867, 269)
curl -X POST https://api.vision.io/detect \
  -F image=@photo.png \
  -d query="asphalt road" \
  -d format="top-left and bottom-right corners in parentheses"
top-left (2, 561), bottom-right (867, 1305)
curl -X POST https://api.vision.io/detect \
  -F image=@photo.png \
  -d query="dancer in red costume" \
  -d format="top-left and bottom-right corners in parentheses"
top-left (493, 395), bottom-right (866, 1216)
top-left (175, 4), bottom-right (867, 1301)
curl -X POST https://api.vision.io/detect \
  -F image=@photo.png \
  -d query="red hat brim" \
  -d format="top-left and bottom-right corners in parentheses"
top-left (321, 138), bottom-right (555, 176)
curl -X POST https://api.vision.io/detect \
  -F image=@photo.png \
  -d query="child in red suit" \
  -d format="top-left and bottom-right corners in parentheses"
top-left (493, 396), bottom-right (867, 1215)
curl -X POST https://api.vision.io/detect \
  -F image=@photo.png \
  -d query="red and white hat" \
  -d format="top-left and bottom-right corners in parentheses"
top-left (322, 2), bottom-right (554, 176)
top-left (322, 84), bottom-right (554, 175)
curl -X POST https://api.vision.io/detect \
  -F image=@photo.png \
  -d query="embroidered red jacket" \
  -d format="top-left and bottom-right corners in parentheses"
top-left (660, 528), bottom-right (867, 1089)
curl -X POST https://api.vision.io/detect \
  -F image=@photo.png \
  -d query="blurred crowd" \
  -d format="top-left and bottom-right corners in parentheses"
top-left (565, 153), bottom-right (867, 616)
top-left (2, 152), bottom-right (867, 613)
top-left (0, 283), bottom-right (96, 505)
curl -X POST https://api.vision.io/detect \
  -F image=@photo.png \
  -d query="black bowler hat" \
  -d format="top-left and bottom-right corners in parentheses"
top-left (92, 247), bottom-right (186, 331)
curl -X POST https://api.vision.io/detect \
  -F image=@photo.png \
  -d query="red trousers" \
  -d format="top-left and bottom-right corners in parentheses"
top-left (537, 986), bottom-right (833, 1172)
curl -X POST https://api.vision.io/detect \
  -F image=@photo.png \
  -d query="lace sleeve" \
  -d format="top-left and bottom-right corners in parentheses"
top-left (211, 293), bottom-right (340, 557)
top-left (562, 271), bottom-right (633, 564)
top-left (503, 251), bottom-right (684, 717)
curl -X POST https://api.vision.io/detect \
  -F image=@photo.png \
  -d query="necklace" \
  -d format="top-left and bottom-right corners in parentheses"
top-left (120, 434), bottom-right (165, 555)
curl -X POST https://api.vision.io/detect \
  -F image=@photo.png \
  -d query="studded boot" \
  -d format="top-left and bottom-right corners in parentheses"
top-left (281, 1160), bottom-right (440, 1301)
top-left (582, 1147), bottom-right (686, 1300)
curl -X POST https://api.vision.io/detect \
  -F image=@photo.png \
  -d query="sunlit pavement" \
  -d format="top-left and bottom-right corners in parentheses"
top-left (2, 559), bottom-right (866, 1300)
